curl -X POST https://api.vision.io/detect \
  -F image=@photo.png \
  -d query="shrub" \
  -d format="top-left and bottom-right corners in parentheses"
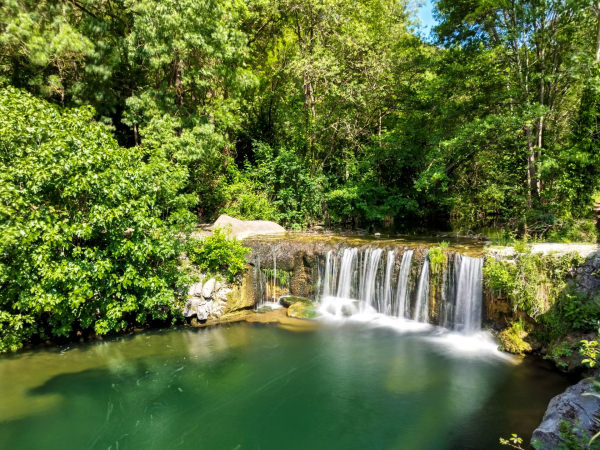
top-left (428, 246), bottom-right (448, 276)
top-left (222, 179), bottom-right (280, 222)
top-left (483, 252), bottom-right (581, 320)
top-left (186, 228), bottom-right (250, 282)
top-left (0, 87), bottom-right (196, 352)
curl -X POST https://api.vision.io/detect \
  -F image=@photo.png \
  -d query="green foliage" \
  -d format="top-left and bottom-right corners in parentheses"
top-left (543, 287), bottom-right (600, 342)
top-left (0, 87), bottom-right (196, 352)
top-left (482, 259), bottom-right (518, 299)
top-left (186, 228), bottom-right (250, 282)
top-left (499, 433), bottom-right (525, 449)
top-left (580, 340), bottom-right (600, 368)
top-left (261, 268), bottom-right (291, 287)
top-left (546, 219), bottom-right (598, 244)
top-left (249, 143), bottom-right (324, 229)
top-left (483, 253), bottom-right (582, 320)
top-left (2, 0), bottom-right (598, 231)
top-left (545, 341), bottom-right (577, 370)
top-left (556, 420), bottom-right (600, 450)
top-left (222, 179), bottom-right (280, 222)
top-left (428, 247), bottom-right (447, 276)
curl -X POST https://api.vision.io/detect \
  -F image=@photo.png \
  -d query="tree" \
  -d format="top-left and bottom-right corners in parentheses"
top-left (0, 87), bottom-right (195, 352)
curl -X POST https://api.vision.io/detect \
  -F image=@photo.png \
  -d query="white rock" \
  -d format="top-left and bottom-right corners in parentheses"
top-left (196, 301), bottom-right (211, 320)
top-left (187, 282), bottom-right (203, 297)
top-left (210, 214), bottom-right (285, 240)
top-left (208, 300), bottom-right (227, 319)
top-left (183, 297), bottom-right (202, 318)
top-left (214, 287), bottom-right (232, 302)
top-left (202, 278), bottom-right (216, 298)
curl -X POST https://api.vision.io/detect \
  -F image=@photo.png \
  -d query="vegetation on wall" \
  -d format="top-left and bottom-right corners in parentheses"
top-left (484, 247), bottom-right (600, 361)
top-left (186, 228), bottom-right (250, 283)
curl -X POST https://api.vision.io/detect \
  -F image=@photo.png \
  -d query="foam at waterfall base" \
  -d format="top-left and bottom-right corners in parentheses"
top-left (425, 330), bottom-right (515, 361)
top-left (317, 295), bottom-right (436, 333)
top-left (316, 295), bottom-right (513, 360)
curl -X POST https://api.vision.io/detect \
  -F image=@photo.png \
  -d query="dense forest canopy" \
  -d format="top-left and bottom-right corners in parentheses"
top-left (1, 0), bottom-right (599, 349)
top-left (2, 0), bottom-right (599, 234)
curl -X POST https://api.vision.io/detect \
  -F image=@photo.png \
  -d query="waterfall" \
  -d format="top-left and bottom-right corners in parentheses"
top-left (382, 251), bottom-right (395, 315)
top-left (413, 258), bottom-right (430, 323)
top-left (452, 254), bottom-right (483, 334)
top-left (395, 250), bottom-right (413, 318)
top-left (358, 248), bottom-right (383, 310)
top-left (316, 245), bottom-right (483, 333)
top-left (322, 250), bottom-right (332, 297)
top-left (335, 248), bottom-right (358, 299)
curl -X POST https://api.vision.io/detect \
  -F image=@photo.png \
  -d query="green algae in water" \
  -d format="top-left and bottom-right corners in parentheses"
top-left (0, 323), bottom-right (568, 450)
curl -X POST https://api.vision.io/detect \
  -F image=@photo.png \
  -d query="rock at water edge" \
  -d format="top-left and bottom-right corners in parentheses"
top-left (531, 378), bottom-right (600, 449)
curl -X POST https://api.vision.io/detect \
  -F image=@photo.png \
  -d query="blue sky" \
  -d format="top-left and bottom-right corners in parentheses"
top-left (415, 0), bottom-right (437, 36)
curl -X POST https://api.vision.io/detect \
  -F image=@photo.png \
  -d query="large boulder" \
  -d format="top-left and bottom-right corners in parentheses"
top-left (210, 214), bottom-right (285, 240)
top-left (531, 378), bottom-right (600, 449)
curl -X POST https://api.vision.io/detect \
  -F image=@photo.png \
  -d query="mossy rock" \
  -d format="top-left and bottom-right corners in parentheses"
top-left (287, 301), bottom-right (318, 319)
top-left (279, 295), bottom-right (311, 308)
top-left (498, 327), bottom-right (532, 355)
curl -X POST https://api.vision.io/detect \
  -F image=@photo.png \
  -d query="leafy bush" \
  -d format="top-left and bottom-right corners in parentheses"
top-left (545, 340), bottom-right (576, 369)
top-left (222, 178), bottom-right (280, 222)
top-left (546, 219), bottom-right (598, 244)
top-left (483, 252), bottom-right (581, 320)
top-left (250, 143), bottom-right (324, 229)
top-left (186, 228), bottom-right (250, 282)
top-left (428, 246), bottom-right (447, 276)
top-left (543, 288), bottom-right (600, 341)
top-left (0, 87), bottom-right (196, 352)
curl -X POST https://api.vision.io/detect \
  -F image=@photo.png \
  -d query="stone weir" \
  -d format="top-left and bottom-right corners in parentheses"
top-left (243, 235), bottom-right (485, 333)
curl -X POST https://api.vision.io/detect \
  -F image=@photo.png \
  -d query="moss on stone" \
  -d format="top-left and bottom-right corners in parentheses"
top-left (498, 321), bottom-right (533, 355)
top-left (287, 301), bottom-right (318, 319)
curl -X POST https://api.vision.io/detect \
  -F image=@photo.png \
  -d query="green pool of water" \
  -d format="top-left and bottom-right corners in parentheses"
top-left (0, 322), bottom-right (568, 449)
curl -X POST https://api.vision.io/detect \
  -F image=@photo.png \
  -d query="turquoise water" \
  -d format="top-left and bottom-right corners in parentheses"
top-left (0, 322), bottom-right (568, 449)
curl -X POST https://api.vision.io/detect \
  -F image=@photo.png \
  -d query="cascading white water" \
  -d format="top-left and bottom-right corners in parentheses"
top-left (317, 245), bottom-right (483, 334)
top-left (452, 254), bottom-right (483, 334)
top-left (413, 258), bottom-right (430, 323)
top-left (382, 251), bottom-right (395, 315)
top-left (335, 248), bottom-right (357, 299)
top-left (358, 248), bottom-right (383, 311)
top-left (395, 250), bottom-right (413, 318)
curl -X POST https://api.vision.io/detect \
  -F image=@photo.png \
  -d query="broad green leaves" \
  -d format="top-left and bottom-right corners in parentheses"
top-left (0, 87), bottom-right (195, 351)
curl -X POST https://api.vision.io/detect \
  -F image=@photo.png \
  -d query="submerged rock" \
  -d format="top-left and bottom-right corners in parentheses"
top-left (211, 214), bottom-right (285, 240)
top-left (531, 378), bottom-right (600, 449)
top-left (279, 295), bottom-right (311, 308)
top-left (287, 301), bottom-right (318, 319)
